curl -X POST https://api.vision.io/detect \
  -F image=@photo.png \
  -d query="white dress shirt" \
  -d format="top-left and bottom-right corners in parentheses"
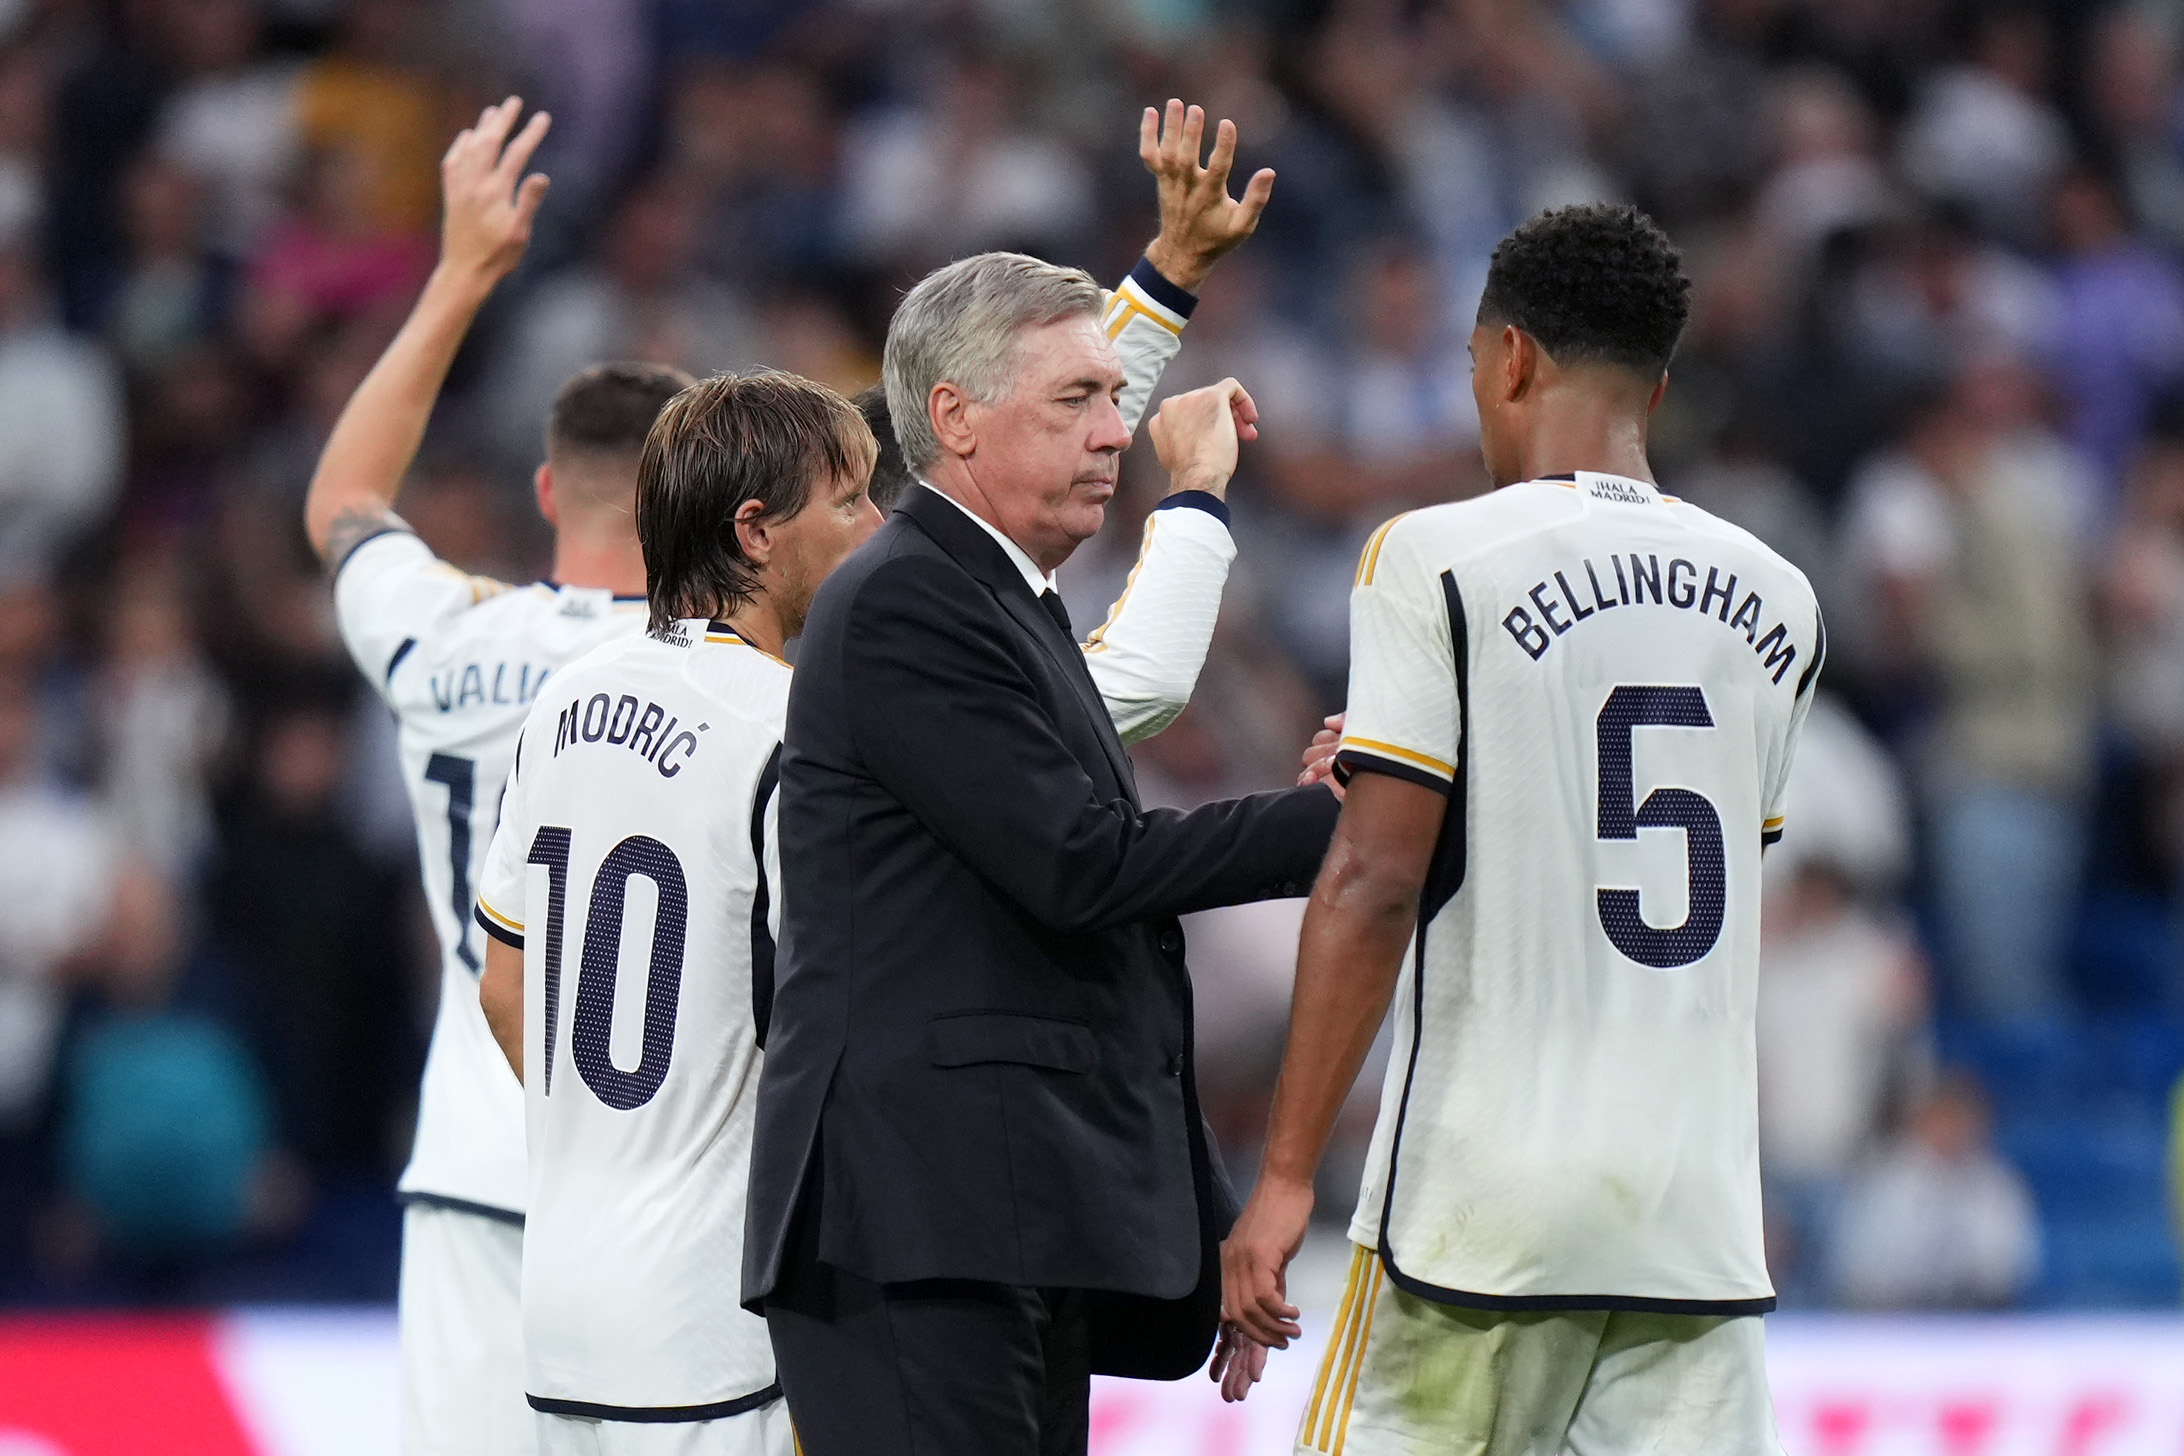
top-left (913, 480), bottom-right (1238, 745)
top-left (920, 481), bottom-right (1058, 597)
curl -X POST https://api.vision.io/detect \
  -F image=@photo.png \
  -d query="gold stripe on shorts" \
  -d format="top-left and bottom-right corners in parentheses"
top-left (1330, 1255), bottom-right (1385, 1456)
top-left (1302, 1245), bottom-right (1373, 1451)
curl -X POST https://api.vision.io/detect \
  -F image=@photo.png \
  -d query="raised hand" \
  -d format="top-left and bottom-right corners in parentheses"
top-left (440, 96), bottom-right (552, 286)
top-left (1148, 378), bottom-right (1258, 499)
top-left (1141, 99), bottom-right (1277, 292)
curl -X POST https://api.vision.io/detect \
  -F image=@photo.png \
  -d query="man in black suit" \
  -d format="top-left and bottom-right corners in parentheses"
top-left (743, 245), bottom-right (1341, 1455)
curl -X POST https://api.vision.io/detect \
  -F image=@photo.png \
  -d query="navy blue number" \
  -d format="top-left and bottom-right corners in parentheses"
top-left (424, 753), bottom-right (479, 972)
top-left (526, 827), bottom-right (572, 1095)
top-left (570, 836), bottom-right (689, 1111)
top-left (1596, 686), bottom-right (1725, 969)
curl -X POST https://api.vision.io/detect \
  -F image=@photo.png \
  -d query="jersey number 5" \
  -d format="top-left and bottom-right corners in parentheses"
top-left (524, 828), bottom-right (690, 1110)
top-left (1595, 686), bottom-right (1725, 969)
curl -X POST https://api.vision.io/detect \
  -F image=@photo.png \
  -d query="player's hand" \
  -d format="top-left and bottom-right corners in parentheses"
top-left (1221, 1175), bottom-right (1310, 1348)
top-left (1149, 378), bottom-right (1257, 499)
top-left (440, 96), bottom-right (551, 287)
top-left (1208, 1321), bottom-right (1269, 1403)
top-left (1299, 711), bottom-right (1345, 794)
top-left (1141, 99), bottom-right (1276, 292)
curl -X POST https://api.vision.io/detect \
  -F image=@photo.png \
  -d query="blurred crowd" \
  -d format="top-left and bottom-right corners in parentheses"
top-left (0, 0), bottom-right (2181, 1308)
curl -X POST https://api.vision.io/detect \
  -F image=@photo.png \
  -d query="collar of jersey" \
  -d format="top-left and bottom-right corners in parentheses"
top-left (1534, 470), bottom-right (1671, 501)
top-left (540, 578), bottom-right (647, 603)
top-left (702, 619), bottom-right (793, 668)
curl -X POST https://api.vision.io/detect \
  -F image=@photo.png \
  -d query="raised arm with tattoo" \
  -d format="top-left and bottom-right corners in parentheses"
top-left (303, 97), bottom-right (550, 572)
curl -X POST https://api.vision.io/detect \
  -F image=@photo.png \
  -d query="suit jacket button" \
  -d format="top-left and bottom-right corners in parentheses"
top-left (1157, 928), bottom-right (1182, 954)
top-left (1164, 1054), bottom-right (1185, 1076)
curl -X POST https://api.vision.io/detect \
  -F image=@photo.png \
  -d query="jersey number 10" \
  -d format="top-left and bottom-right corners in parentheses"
top-left (524, 827), bottom-right (690, 1110)
top-left (1594, 686), bottom-right (1726, 969)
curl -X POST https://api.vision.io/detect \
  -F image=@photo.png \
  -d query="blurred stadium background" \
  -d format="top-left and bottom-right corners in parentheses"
top-left (0, 0), bottom-right (2181, 1449)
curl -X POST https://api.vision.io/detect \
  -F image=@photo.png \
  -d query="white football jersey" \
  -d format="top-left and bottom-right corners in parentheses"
top-left (477, 622), bottom-right (784, 1415)
top-left (336, 533), bottom-right (648, 1217)
top-left (331, 270), bottom-right (1215, 1223)
top-left (1336, 471), bottom-right (1822, 1311)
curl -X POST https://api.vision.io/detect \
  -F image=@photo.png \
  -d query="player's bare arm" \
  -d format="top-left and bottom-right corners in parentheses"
top-left (303, 96), bottom-right (551, 571)
top-left (1140, 99), bottom-right (1275, 294)
top-left (481, 936), bottom-right (523, 1082)
top-left (1221, 772), bottom-right (1447, 1347)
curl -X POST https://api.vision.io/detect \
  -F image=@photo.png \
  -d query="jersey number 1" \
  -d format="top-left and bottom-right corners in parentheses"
top-left (1595, 686), bottom-right (1725, 969)
top-left (423, 754), bottom-right (479, 973)
top-left (524, 828), bottom-right (690, 1110)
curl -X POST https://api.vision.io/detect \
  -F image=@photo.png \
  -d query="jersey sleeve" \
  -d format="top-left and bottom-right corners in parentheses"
top-left (1335, 515), bottom-right (1461, 794)
top-left (1081, 493), bottom-right (1235, 746)
top-left (474, 727), bottom-right (531, 949)
top-left (761, 775), bottom-right (782, 945)
top-left (1762, 605), bottom-right (1827, 848)
top-left (1101, 257), bottom-right (1195, 434)
top-left (332, 529), bottom-right (510, 701)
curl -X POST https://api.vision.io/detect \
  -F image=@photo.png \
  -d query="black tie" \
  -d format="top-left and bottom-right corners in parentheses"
top-left (1039, 588), bottom-right (1072, 637)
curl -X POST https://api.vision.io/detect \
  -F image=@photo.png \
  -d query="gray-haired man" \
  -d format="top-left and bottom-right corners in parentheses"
top-left (743, 241), bottom-right (1341, 1454)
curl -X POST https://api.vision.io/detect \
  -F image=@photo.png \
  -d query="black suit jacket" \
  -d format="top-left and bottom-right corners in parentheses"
top-left (743, 485), bottom-right (1338, 1377)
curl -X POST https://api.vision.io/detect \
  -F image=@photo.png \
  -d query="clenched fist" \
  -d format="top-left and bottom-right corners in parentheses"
top-left (1148, 378), bottom-right (1259, 500)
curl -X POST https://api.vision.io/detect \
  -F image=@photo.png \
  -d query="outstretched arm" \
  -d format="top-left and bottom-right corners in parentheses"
top-left (1081, 99), bottom-right (1277, 738)
top-left (1105, 99), bottom-right (1278, 436)
top-left (304, 97), bottom-right (551, 571)
top-left (1221, 772), bottom-right (1446, 1347)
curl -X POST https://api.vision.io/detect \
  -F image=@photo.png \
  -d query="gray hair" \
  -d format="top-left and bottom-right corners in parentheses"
top-left (882, 252), bottom-right (1106, 473)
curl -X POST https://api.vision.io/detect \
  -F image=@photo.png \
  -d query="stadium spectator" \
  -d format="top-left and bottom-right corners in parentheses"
top-left (1757, 695), bottom-right (1930, 1298)
top-left (0, 236), bottom-right (124, 581)
top-left (151, 0), bottom-right (299, 261)
top-left (2086, 8), bottom-right (2184, 255)
top-left (105, 153), bottom-right (226, 373)
top-left (237, 141), bottom-right (434, 368)
top-left (1830, 1072), bottom-right (2040, 1308)
top-left (205, 692), bottom-right (415, 1180)
top-left (58, 860), bottom-right (273, 1274)
top-left (0, 49), bottom-right (51, 256)
top-left (1224, 241), bottom-right (1483, 699)
top-left (668, 61), bottom-right (844, 290)
top-left (1896, 5), bottom-right (2069, 249)
top-left (486, 173), bottom-right (758, 465)
top-left (1839, 370), bottom-right (2096, 1019)
top-left (289, 0), bottom-right (446, 240)
top-left (838, 52), bottom-right (1095, 267)
top-left (2049, 166), bottom-right (2184, 501)
top-left (0, 675), bottom-right (119, 1135)
top-left (1755, 67), bottom-right (1898, 266)
top-left (94, 548), bottom-right (230, 877)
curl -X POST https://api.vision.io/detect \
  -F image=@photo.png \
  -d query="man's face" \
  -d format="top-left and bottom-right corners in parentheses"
top-left (769, 465), bottom-right (883, 633)
top-left (961, 315), bottom-right (1133, 572)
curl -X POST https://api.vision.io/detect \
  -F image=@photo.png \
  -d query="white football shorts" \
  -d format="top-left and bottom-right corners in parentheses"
top-left (532, 1400), bottom-right (794, 1456)
top-left (400, 1200), bottom-right (533, 1456)
top-left (1298, 1244), bottom-right (1784, 1456)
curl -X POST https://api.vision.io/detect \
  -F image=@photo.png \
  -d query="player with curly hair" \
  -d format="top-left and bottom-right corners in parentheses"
top-left (1223, 203), bottom-right (1821, 1455)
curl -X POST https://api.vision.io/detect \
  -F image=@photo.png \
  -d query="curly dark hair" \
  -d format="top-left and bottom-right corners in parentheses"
top-left (1475, 204), bottom-right (1691, 375)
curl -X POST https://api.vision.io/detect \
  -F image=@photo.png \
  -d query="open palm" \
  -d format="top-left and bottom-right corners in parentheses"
top-left (1142, 99), bottom-right (1277, 291)
top-left (439, 96), bottom-right (552, 284)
